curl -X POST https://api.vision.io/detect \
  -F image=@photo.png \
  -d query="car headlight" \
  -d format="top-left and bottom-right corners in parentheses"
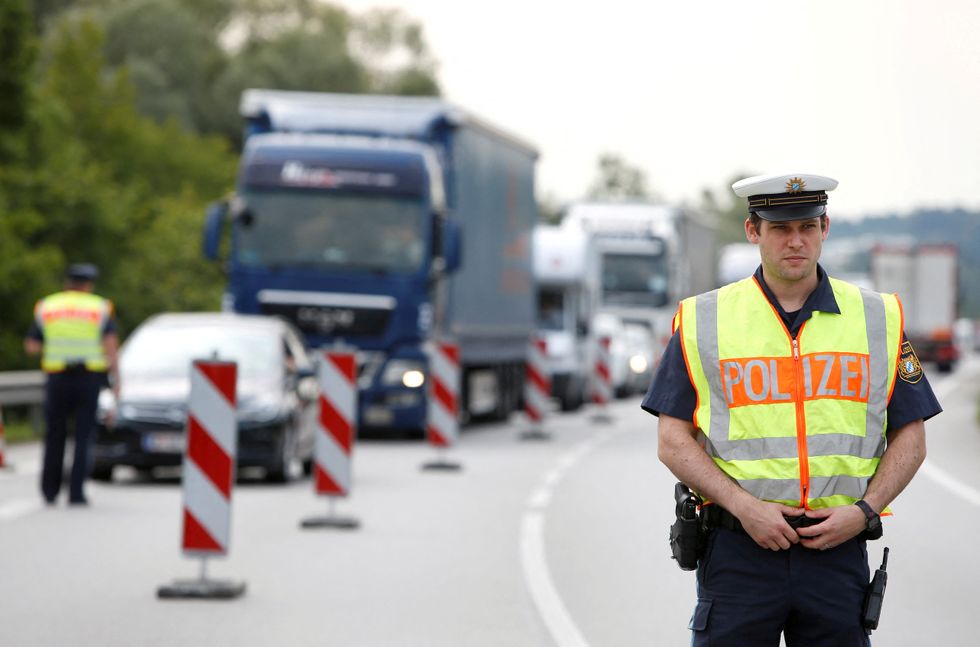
top-left (629, 354), bottom-right (649, 374)
top-left (381, 360), bottom-right (426, 388)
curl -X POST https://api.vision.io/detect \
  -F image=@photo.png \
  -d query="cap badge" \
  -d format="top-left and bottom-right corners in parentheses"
top-left (785, 177), bottom-right (806, 193)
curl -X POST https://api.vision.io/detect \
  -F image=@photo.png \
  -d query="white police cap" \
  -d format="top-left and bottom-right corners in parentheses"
top-left (732, 173), bottom-right (838, 221)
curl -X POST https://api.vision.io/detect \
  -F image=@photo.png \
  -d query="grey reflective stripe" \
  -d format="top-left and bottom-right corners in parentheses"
top-left (695, 290), bottom-right (730, 441)
top-left (861, 288), bottom-right (889, 454)
top-left (703, 434), bottom-right (798, 461)
top-left (704, 432), bottom-right (881, 461)
top-left (741, 475), bottom-right (869, 502)
top-left (740, 478), bottom-right (801, 502)
top-left (809, 475), bottom-right (870, 501)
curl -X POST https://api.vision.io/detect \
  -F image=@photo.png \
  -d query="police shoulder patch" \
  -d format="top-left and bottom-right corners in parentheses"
top-left (898, 340), bottom-right (923, 383)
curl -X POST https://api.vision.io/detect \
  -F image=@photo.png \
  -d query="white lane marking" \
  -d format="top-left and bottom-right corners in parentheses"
top-left (918, 461), bottom-right (980, 507)
top-left (520, 430), bottom-right (621, 647)
top-left (0, 498), bottom-right (42, 521)
top-left (918, 355), bottom-right (980, 507)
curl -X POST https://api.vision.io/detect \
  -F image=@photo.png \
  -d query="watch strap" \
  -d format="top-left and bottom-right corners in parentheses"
top-left (855, 499), bottom-right (878, 523)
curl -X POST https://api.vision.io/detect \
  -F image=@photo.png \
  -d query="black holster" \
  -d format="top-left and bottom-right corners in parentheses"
top-left (669, 482), bottom-right (705, 571)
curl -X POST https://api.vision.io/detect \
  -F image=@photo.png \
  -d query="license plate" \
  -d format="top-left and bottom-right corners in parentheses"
top-left (363, 406), bottom-right (393, 426)
top-left (142, 432), bottom-right (184, 453)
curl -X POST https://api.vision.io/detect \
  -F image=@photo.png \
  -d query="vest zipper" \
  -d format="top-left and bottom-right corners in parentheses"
top-left (791, 335), bottom-right (810, 509)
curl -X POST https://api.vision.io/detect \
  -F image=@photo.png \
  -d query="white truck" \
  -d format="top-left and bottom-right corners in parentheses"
top-left (870, 244), bottom-right (959, 372)
top-left (562, 202), bottom-right (716, 391)
top-left (532, 224), bottom-right (598, 410)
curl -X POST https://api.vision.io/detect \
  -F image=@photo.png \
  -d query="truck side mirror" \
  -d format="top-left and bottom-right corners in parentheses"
top-left (202, 201), bottom-right (228, 260)
top-left (442, 219), bottom-right (462, 274)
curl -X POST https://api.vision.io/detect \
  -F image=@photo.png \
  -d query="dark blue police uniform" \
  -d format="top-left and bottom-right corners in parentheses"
top-left (27, 281), bottom-right (117, 505)
top-left (643, 264), bottom-right (942, 646)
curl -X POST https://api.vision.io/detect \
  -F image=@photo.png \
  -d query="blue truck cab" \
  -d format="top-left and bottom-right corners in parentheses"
top-left (204, 90), bottom-right (539, 432)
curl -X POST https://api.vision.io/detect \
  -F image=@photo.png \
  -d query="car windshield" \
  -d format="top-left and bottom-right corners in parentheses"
top-left (236, 190), bottom-right (427, 273)
top-left (601, 252), bottom-right (670, 307)
top-left (121, 323), bottom-right (282, 379)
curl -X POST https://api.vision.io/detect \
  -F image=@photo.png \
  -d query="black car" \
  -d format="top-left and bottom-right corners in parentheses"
top-left (93, 313), bottom-right (319, 483)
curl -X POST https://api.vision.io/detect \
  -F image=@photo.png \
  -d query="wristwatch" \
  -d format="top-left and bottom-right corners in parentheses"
top-left (854, 499), bottom-right (882, 536)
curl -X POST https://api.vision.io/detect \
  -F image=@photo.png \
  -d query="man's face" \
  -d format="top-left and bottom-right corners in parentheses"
top-left (745, 216), bottom-right (829, 285)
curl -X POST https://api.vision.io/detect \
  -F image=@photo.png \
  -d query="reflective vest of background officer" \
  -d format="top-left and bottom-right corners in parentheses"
top-left (649, 173), bottom-right (937, 647)
top-left (25, 263), bottom-right (119, 506)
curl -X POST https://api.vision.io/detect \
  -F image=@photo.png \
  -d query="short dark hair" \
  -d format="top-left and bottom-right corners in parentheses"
top-left (748, 212), bottom-right (827, 234)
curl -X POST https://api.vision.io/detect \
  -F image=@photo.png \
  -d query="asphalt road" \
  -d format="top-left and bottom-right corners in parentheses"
top-left (1, 355), bottom-right (978, 646)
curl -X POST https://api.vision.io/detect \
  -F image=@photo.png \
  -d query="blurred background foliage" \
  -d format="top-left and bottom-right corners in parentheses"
top-left (0, 0), bottom-right (441, 370)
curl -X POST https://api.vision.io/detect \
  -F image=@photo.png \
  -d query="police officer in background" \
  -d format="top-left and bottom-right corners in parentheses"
top-left (643, 173), bottom-right (942, 646)
top-left (25, 263), bottom-right (119, 506)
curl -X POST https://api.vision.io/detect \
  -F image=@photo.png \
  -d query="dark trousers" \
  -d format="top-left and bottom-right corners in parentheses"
top-left (690, 528), bottom-right (871, 647)
top-left (41, 370), bottom-right (104, 502)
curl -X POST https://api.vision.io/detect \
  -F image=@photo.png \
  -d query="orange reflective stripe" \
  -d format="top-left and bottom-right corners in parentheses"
top-left (677, 301), bottom-right (703, 429)
top-left (719, 351), bottom-right (871, 408)
top-left (40, 307), bottom-right (102, 324)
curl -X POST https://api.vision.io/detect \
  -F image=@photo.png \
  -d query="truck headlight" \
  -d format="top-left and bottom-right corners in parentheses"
top-left (629, 354), bottom-right (649, 374)
top-left (382, 360), bottom-right (426, 388)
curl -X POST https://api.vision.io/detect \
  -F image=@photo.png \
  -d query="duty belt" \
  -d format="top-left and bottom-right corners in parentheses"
top-left (701, 505), bottom-right (822, 534)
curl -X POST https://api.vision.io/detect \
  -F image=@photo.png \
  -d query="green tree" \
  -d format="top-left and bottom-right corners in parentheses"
top-left (45, 0), bottom-right (442, 141)
top-left (699, 172), bottom-right (757, 244)
top-left (587, 152), bottom-right (653, 201)
top-left (0, 16), bottom-right (236, 370)
top-left (0, 0), bottom-right (34, 148)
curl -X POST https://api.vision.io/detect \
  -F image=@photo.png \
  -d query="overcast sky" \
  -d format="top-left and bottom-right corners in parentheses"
top-left (336, 1), bottom-right (980, 219)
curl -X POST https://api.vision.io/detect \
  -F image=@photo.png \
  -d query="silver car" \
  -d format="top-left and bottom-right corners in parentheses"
top-left (93, 313), bottom-right (319, 483)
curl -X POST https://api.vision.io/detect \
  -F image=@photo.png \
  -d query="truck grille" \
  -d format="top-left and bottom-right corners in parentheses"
top-left (260, 302), bottom-right (392, 337)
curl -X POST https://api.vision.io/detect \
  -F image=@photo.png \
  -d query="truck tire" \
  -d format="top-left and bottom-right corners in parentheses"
top-left (938, 361), bottom-right (954, 374)
top-left (559, 377), bottom-right (584, 412)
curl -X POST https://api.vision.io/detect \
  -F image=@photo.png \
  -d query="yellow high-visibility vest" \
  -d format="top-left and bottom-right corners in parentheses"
top-left (678, 276), bottom-right (902, 509)
top-left (35, 291), bottom-right (113, 373)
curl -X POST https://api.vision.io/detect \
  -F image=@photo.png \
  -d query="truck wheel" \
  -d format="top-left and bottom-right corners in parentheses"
top-left (559, 380), bottom-right (583, 412)
top-left (937, 361), bottom-right (954, 373)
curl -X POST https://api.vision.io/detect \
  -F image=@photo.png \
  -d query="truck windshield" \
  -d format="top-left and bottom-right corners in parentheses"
top-left (601, 253), bottom-right (670, 307)
top-left (537, 288), bottom-right (566, 331)
top-left (236, 190), bottom-right (427, 273)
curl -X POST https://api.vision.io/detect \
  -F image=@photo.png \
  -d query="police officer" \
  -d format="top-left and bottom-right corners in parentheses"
top-left (643, 173), bottom-right (941, 646)
top-left (25, 263), bottom-right (119, 506)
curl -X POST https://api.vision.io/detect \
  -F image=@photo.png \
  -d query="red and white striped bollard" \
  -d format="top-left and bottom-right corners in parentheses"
top-left (302, 347), bottom-right (359, 529)
top-left (591, 335), bottom-right (614, 422)
top-left (422, 340), bottom-right (462, 471)
top-left (158, 359), bottom-right (245, 599)
top-left (521, 335), bottom-right (551, 440)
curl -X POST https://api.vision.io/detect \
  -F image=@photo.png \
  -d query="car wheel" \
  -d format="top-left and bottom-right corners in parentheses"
top-left (266, 427), bottom-right (294, 484)
top-left (91, 464), bottom-right (114, 482)
top-left (301, 458), bottom-right (313, 477)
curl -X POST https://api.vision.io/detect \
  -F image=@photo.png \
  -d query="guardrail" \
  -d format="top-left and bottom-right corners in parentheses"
top-left (0, 371), bottom-right (46, 435)
top-left (0, 371), bottom-right (45, 407)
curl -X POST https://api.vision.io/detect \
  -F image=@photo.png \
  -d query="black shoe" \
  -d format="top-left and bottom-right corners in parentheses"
top-left (68, 496), bottom-right (89, 506)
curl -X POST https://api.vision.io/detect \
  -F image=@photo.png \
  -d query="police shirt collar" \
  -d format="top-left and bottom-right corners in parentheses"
top-left (752, 264), bottom-right (841, 316)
